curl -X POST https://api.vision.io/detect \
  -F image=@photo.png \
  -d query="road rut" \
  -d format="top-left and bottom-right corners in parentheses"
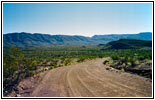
top-left (22, 58), bottom-right (152, 97)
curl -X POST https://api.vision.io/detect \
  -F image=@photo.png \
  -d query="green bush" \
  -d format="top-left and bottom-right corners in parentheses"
top-left (138, 56), bottom-right (145, 60)
top-left (129, 57), bottom-right (136, 67)
top-left (111, 55), bottom-right (120, 60)
top-left (99, 55), bottom-right (103, 58)
top-left (120, 56), bottom-right (128, 65)
top-left (64, 58), bottom-right (72, 66)
top-left (103, 60), bottom-right (109, 64)
top-left (50, 60), bottom-right (57, 67)
top-left (146, 62), bottom-right (152, 66)
top-left (49, 66), bottom-right (55, 69)
top-left (77, 57), bottom-right (85, 62)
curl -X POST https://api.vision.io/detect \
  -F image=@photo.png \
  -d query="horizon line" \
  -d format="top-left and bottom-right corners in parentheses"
top-left (3, 31), bottom-right (153, 37)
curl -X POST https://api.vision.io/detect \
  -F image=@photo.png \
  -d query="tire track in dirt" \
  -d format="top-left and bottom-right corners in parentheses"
top-left (22, 58), bottom-right (152, 97)
top-left (67, 66), bottom-right (96, 97)
top-left (83, 63), bottom-right (151, 97)
top-left (57, 66), bottom-right (70, 96)
top-left (74, 61), bottom-right (139, 97)
top-left (74, 67), bottom-right (128, 97)
top-left (77, 66), bottom-right (135, 96)
top-left (85, 59), bottom-right (152, 93)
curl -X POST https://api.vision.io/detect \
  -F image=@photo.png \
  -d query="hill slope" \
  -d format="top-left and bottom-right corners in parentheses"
top-left (3, 32), bottom-right (93, 47)
top-left (102, 39), bottom-right (152, 49)
top-left (92, 32), bottom-right (152, 42)
top-left (3, 32), bottom-right (152, 47)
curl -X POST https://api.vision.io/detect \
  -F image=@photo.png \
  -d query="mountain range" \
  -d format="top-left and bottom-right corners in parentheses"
top-left (3, 32), bottom-right (152, 47)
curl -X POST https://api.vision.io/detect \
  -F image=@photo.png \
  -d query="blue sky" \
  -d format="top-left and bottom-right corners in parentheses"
top-left (3, 3), bottom-right (152, 36)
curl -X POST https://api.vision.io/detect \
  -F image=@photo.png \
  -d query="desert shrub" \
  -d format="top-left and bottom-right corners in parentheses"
top-left (121, 68), bottom-right (125, 72)
top-left (49, 66), bottom-right (55, 69)
top-left (50, 60), bottom-right (57, 67)
top-left (128, 57), bottom-right (136, 67)
top-left (64, 58), bottom-right (72, 66)
top-left (138, 56), bottom-right (145, 60)
top-left (146, 62), bottom-right (152, 66)
top-left (77, 57), bottom-right (85, 62)
top-left (3, 47), bottom-right (37, 95)
top-left (120, 56), bottom-right (128, 65)
top-left (111, 55), bottom-right (120, 60)
top-left (103, 60), bottom-right (109, 64)
top-left (99, 55), bottom-right (103, 58)
top-left (146, 53), bottom-right (152, 60)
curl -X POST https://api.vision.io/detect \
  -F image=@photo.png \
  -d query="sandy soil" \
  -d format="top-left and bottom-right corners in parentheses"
top-left (17, 58), bottom-right (152, 97)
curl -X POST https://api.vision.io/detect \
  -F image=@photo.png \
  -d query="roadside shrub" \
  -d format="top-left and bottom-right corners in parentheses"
top-left (49, 66), bottom-right (55, 69)
top-left (129, 57), bottom-right (136, 67)
top-left (99, 55), bottom-right (103, 58)
top-left (103, 60), bottom-right (109, 64)
top-left (50, 60), bottom-right (57, 67)
top-left (77, 57), bottom-right (85, 62)
top-left (3, 47), bottom-right (37, 96)
top-left (64, 58), bottom-right (72, 66)
top-left (111, 55), bottom-right (120, 60)
top-left (120, 56), bottom-right (128, 65)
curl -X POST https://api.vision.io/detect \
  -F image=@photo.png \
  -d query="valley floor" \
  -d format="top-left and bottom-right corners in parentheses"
top-left (15, 58), bottom-right (152, 97)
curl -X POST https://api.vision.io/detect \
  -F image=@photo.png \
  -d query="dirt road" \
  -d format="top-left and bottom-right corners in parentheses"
top-left (18, 58), bottom-right (152, 97)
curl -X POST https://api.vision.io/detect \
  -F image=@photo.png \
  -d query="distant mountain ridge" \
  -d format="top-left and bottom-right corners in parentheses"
top-left (92, 32), bottom-right (152, 42)
top-left (3, 32), bottom-right (152, 47)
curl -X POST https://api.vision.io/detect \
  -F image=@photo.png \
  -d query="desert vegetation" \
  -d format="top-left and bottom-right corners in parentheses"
top-left (103, 49), bottom-right (152, 79)
top-left (3, 45), bottom-right (103, 95)
top-left (3, 39), bottom-right (152, 96)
